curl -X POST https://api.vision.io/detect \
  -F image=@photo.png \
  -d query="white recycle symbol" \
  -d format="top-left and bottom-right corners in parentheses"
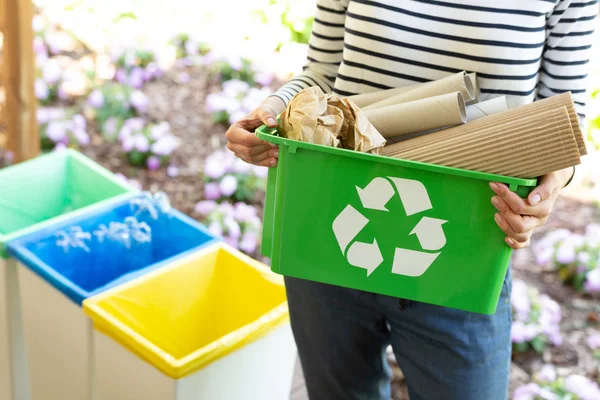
top-left (332, 177), bottom-right (447, 277)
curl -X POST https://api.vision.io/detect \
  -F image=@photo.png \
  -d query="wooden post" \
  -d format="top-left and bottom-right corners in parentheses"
top-left (2, 0), bottom-right (40, 163)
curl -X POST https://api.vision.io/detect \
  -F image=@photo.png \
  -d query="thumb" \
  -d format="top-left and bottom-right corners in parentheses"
top-left (528, 174), bottom-right (559, 206)
top-left (257, 105), bottom-right (278, 128)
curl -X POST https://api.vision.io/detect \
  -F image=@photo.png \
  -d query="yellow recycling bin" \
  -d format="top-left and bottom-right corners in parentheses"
top-left (83, 243), bottom-right (297, 400)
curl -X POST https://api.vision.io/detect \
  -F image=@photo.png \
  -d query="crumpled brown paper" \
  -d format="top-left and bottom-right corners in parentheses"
top-left (280, 87), bottom-right (386, 154)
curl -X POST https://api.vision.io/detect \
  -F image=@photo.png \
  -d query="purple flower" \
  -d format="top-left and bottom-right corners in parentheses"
top-left (150, 122), bottom-right (171, 140)
top-left (535, 364), bottom-right (557, 383)
top-left (587, 333), bottom-right (600, 350)
top-left (231, 158), bottom-right (252, 174)
top-left (556, 241), bottom-right (577, 264)
top-left (565, 374), bottom-right (600, 400)
top-left (234, 203), bottom-right (257, 222)
top-left (87, 89), bottom-right (104, 108)
top-left (53, 142), bottom-right (67, 151)
top-left (35, 79), bottom-right (49, 100)
top-left (72, 114), bottom-right (86, 130)
top-left (37, 107), bottom-right (52, 124)
top-left (151, 135), bottom-right (179, 156)
top-left (204, 156), bottom-right (227, 179)
top-left (128, 67), bottom-right (144, 89)
top-left (42, 59), bottom-right (62, 84)
top-left (223, 79), bottom-right (250, 98)
top-left (122, 136), bottom-right (135, 152)
top-left (204, 182), bottom-right (221, 200)
top-left (144, 62), bottom-right (161, 81)
top-left (208, 220), bottom-right (223, 237)
top-left (167, 164), bottom-right (179, 177)
top-left (578, 252), bottom-right (592, 264)
top-left (33, 36), bottom-right (47, 55)
top-left (219, 175), bottom-right (238, 197)
top-left (511, 321), bottom-right (527, 343)
top-left (147, 156), bottom-right (161, 171)
top-left (513, 383), bottom-right (542, 400)
top-left (46, 121), bottom-right (67, 142)
top-left (536, 248), bottom-right (554, 266)
top-left (73, 129), bottom-right (90, 146)
top-left (253, 165), bottom-right (269, 179)
top-left (584, 268), bottom-right (600, 293)
top-left (242, 87), bottom-right (270, 112)
top-left (57, 84), bottom-right (69, 100)
top-left (130, 90), bottom-right (148, 113)
top-left (224, 236), bottom-right (239, 249)
top-left (185, 39), bottom-right (199, 56)
top-left (225, 54), bottom-right (243, 71)
top-left (228, 110), bottom-right (247, 125)
top-left (134, 134), bottom-right (150, 152)
top-left (115, 68), bottom-right (128, 84)
top-left (239, 232), bottom-right (258, 254)
top-left (194, 200), bottom-right (217, 215)
top-left (224, 217), bottom-right (241, 239)
top-left (104, 117), bottom-right (118, 138)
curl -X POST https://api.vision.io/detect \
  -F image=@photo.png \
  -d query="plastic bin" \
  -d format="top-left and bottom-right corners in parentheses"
top-left (256, 126), bottom-right (538, 314)
top-left (83, 243), bottom-right (296, 400)
top-left (6, 194), bottom-right (217, 400)
top-left (0, 149), bottom-right (136, 400)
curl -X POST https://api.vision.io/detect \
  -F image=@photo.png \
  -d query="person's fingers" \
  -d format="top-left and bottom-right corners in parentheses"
top-left (493, 213), bottom-right (531, 243)
top-left (489, 182), bottom-right (550, 218)
top-left (227, 142), bottom-right (278, 165)
top-left (505, 236), bottom-right (530, 250)
top-left (491, 196), bottom-right (542, 234)
top-left (226, 124), bottom-right (273, 148)
top-left (256, 158), bottom-right (278, 168)
top-left (256, 105), bottom-right (278, 128)
top-left (527, 172), bottom-right (562, 206)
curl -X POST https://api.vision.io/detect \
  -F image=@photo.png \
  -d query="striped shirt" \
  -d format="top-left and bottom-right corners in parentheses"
top-left (272, 0), bottom-right (598, 121)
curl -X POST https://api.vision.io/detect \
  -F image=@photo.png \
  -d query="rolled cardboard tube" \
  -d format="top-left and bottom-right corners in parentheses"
top-left (466, 73), bottom-right (479, 105)
top-left (363, 71), bottom-right (475, 110)
top-left (363, 92), bottom-right (466, 138)
top-left (345, 83), bottom-right (421, 108)
top-left (466, 96), bottom-right (508, 121)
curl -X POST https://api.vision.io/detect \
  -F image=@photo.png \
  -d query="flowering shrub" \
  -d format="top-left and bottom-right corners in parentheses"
top-left (511, 279), bottom-right (562, 354)
top-left (171, 33), bottom-right (210, 63)
top-left (534, 225), bottom-right (600, 294)
top-left (202, 149), bottom-right (268, 202)
top-left (86, 83), bottom-right (149, 138)
top-left (205, 52), bottom-right (263, 85)
top-left (195, 201), bottom-right (262, 255)
top-left (34, 58), bottom-right (90, 104)
top-left (118, 119), bottom-right (179, 170)
top-left (206, 80), bottom-right (272, 124)
top-left (111, 47), bottom-right (163, 89)
top-left (513, 364), bottom-right (600, 400)
top-left (32, 15), bottom-right (79, 59)
top-left (37, 107), bottom-right (90, 150)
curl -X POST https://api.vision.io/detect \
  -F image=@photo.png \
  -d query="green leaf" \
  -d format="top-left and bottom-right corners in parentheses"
top-left (531, 335), bottom-right (547, 353)
top-left (113, 12), bottom-right (137, 22)
top-left (513, 342), bottom-right (529, 354)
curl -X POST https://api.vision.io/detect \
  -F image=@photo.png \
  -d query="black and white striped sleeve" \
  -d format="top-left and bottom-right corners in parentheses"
top-left (537, 0), bottom-right (598, 121)
top-left (271, 0), bottom-right (346, 105)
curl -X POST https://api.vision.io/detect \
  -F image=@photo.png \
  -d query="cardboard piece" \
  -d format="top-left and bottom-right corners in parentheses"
top-left (466, 96), bottom-right (508, 121)
top-left (363, 71), bottom-right (475, 110)
top-left (382, 94), bottom-right (584, 178)
top-left (466, 73), bottom-right (479, 105)
top-left (363, 92), bottom-right (467, 138)
top-left (280, 87), bottom-right (386, 153)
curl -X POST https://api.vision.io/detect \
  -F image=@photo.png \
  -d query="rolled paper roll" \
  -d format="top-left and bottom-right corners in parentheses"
top-left (466, 96), bottom-right (508, 121)
top-left (466, 73), bottom-right (479, 105)
top-left (345, 83), bottom-right (421, 108)
top-left (363, 71), bottom-right (475, 110)
top-left (363, 92), bottom-right (467, 138)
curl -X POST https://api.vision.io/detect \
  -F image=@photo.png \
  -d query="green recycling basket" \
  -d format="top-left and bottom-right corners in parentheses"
top-left (256, 126), bottom-right (537, 315)
top-left (0, 149), bottom-right (136, 400)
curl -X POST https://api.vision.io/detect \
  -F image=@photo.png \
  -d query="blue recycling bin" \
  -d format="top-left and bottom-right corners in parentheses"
top-left (6, 193), bottom-right (218, 400)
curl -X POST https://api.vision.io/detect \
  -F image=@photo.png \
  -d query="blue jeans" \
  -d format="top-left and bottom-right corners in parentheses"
top-left (284, 270), bottom-right (512, 400)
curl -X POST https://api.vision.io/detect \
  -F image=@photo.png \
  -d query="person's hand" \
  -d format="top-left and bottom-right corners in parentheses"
top-left (489, 167), bottom-right (574, 250)
top-left (226, 96), bottom-right (285, 167)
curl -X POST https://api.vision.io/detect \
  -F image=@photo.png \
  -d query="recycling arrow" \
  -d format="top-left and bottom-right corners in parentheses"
top-left (332, 176), bottom-right (448, 278)
top-left (347, 239), bottom-right (383, 276)
top-left (409, 217), bottom-right (447, 251)
top-left (356, 177), bottom-right (394, 211)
